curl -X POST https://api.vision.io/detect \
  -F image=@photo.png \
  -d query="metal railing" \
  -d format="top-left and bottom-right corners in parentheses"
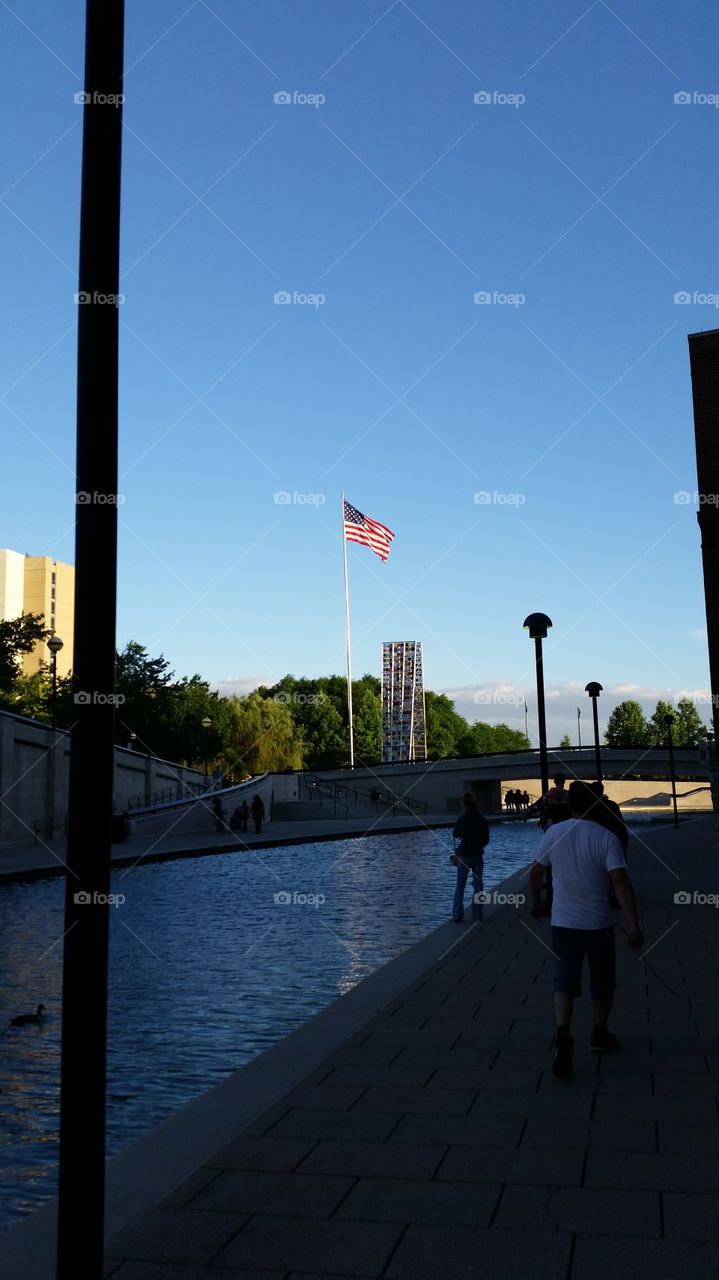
top-left (300, 774), bottom-right (427, 817)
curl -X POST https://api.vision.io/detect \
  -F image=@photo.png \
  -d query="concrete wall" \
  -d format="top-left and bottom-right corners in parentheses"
top-left (503, 777), bottom-right (712, 811)
top-left (0, 711), bottom-right (207, 845)
top-left (309, 748), bottom-right (711, 816)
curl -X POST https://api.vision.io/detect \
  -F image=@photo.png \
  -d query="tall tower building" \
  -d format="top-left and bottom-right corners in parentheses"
top-left (381, 641), bottom-right (427, 764)
top-left (0, 550), bottom-right (75, 678)
top-left (688, 330), bottom-right (719, 740)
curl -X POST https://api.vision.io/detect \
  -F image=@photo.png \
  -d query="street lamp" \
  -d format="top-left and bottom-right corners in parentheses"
top-left (664, 712), bottom-right (680, 828)
top-left (523, 613), bottom-right (552, 796)
top-left (47, 634), bottom-right (64, 731)
top-left (201, 716), bottom-right (211, 777)
top-left (585, 682), bottom-right (603, 782)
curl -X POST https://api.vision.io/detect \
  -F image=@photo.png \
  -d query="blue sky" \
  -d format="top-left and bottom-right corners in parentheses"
top-left (1, 0), bottom-right (717, 740)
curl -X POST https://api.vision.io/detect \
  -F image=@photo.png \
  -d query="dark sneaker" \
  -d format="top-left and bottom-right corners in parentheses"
top-left (591, 1027), bottom-right (618, 1052)
top-left (552, 1031), bottom-right (573, 1078)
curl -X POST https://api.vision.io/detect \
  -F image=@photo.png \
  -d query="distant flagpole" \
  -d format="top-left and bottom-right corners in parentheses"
top-left (524, 698), bottom-right (529, 743)
top-left (341, 492), bottom-right (355, 767)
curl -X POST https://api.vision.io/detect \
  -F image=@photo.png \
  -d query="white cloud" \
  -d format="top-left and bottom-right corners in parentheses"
top-left (212, 674), bottom-right (264, 699)
top-left (440, 680), bottom-right (713, 745)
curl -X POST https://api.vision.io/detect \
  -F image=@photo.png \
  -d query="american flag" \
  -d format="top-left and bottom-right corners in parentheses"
top-left (343, 499), bottom-right (395, 562)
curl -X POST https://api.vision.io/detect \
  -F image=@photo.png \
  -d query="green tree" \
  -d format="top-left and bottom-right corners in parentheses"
top-left (352, 675), bottom-right (382, 765)
top-left (0, 612), bottom-right (49, 697)
top-left (222, 693), bottom-right (303, 778)
top-left (674, 696), bottom-right (708, 747)
top-left (165, 677), bottom-right (230, 769)
top-left (3, 668), bottom-right (52, 719)
top-left (558, 732), bottom-right (572, 749)
top-left (456, 721), bottom-right (530, 756)
top-left (424, 691), bottom-right (469, 759)
top-left (647, 699), bottom-right (678, 746)
top-left (604, 700), bottom-right (649, 747)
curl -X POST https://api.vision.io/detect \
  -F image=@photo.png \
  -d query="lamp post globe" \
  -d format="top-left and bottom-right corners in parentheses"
top-left (585, 682), bottom-right (604, 783)
top-left (47, 634), bottom-right (64, 731)
top-left (523, 613), bottom-right (553, 795)
top-left (201, 717), bottom-right (212, 777)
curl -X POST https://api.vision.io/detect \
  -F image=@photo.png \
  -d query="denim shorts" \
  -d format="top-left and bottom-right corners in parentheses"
top-left (552, 926), bottom-right (616, 999)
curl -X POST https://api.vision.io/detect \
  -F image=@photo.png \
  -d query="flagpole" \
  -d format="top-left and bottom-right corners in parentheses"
top-left (341, 492), bottom-right (355, 767)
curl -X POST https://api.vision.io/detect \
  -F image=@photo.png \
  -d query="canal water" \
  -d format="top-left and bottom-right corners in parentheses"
top-left (0, 822), bottom-right (541, 1229)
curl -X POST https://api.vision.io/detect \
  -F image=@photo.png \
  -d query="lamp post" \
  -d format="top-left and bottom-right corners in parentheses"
top-left (664, 713), bottom-right (680, 828)
top-left (576, 706), bottom-right (582, 749)
top-left (585, 682), bottom-right (603, 783)
top-left (47, 634), bottom-right (64, 731)
top-left (523, 613), bottom-right (553, 796)
top-left (202, 716), bottom-right (211, 777)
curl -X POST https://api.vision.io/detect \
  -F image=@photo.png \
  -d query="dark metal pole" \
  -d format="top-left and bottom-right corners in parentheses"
top-left (56, 4), bottom-right (124, 1278)
top-left (535, 637), bottom-right (549, 795)
top-left (591, 696), bottom-right (602, 783)
top-left (577, 707), bottom-right (582, 750)
top-left (667, 722), bottom-right (680, 828)
top-left (52, 652), bottom-right (58, 732)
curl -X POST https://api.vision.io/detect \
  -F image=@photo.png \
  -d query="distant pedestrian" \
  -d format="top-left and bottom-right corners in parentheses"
top-left (250, 794), bottom-right (265, 834)
top-left (504, 789), bottom-right (513, 812)
top-left (211, 795), bottom-right (226, 834)
top-left (546, 773), bottom-right (571, 825)
top-left (240, 799), bottom-right (250, 832)
top-left (528, 780), bottom-right (643, 1079)
top-left (522, 790), bottom-right (530, 810)
top-left (451, 792), bottom-right (490, 923)
top-left (212, 765), bottom-right (223, 790)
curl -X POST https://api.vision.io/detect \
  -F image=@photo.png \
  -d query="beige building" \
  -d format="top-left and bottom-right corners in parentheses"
top-left (0, 549), bottom-right (75, 678)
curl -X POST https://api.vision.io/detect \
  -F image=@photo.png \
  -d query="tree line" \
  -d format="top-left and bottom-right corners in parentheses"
top-left (0, 616), bottom-right (530, 776)
top-left (2, 617), bottom-right (707, 773)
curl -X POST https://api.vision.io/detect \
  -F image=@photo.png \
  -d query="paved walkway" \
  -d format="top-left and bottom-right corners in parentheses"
top-left (98, 815), bottom-right (719, 1279)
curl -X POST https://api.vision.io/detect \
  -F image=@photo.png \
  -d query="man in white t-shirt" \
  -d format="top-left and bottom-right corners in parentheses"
top-left (528, 780), bottom-right (643, 1079)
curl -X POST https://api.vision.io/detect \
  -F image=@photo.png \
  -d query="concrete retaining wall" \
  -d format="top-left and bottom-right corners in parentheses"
top-left (0, 711), bottom-right (206, 845)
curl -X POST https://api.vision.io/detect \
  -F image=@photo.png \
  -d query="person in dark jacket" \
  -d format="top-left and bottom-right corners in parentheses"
top-left (588, 782), bottom-right (629, 852)
top-left (250, 794), bottom-right (265, 834)
top-left (452, 792), bottom-right (490, 922)
top-left (588, 781), bottom-right (629, 908)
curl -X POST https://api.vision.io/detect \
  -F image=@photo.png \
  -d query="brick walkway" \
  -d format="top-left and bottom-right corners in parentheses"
top-left (104, 816), bottom-right (719, 1279)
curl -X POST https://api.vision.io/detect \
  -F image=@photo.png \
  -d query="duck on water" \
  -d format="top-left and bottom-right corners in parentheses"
top-left (9, 1004), bottom-right (46, 1027)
